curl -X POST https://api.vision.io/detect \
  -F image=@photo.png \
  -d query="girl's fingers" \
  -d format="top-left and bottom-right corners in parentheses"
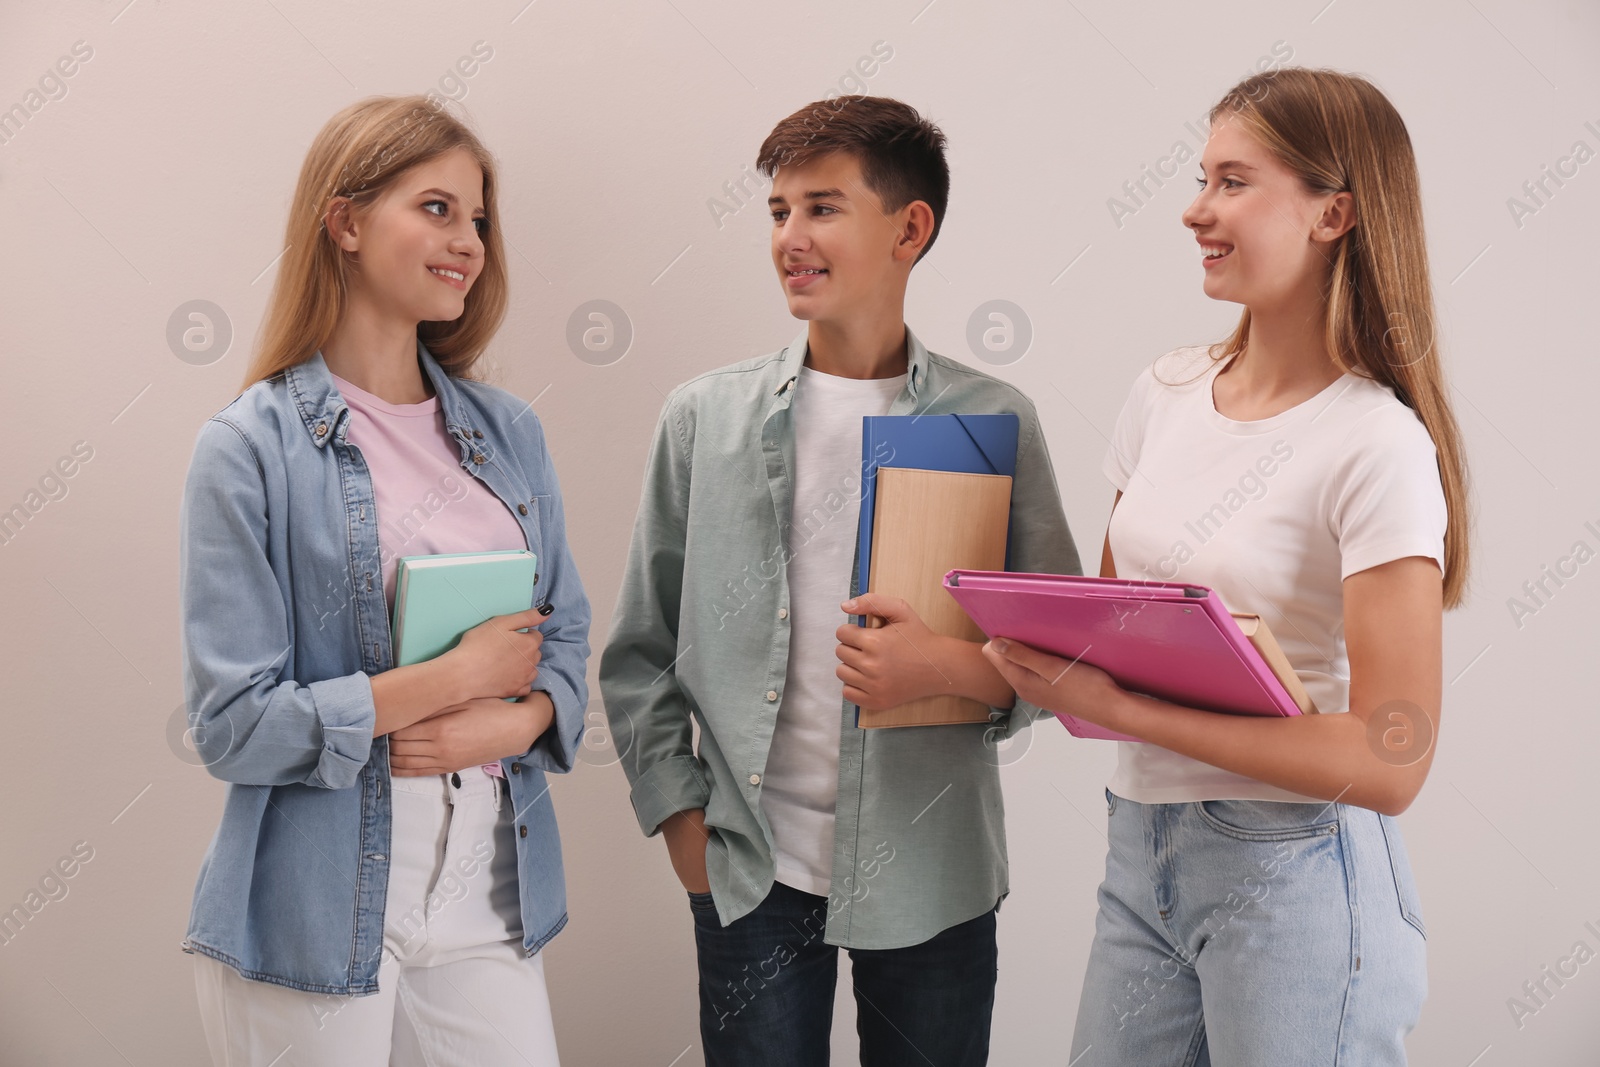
top-left (982, 644), bottom-right (1025, 677)
top-left (986, 639), bottom-right (1056, 680)
top-left (986, 660), bottom-right (1040, 702)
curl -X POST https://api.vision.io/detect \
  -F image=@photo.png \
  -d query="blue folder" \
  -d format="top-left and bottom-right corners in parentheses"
top-left (852, 412), bottom-right (1020, 629)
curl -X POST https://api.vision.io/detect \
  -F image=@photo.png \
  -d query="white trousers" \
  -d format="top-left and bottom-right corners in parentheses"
top-left (194, 770), bottom-right (560, 1066)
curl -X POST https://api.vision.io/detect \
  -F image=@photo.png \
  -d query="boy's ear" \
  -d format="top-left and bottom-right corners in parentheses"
top-left (893, 199), bottom-right (936, 264)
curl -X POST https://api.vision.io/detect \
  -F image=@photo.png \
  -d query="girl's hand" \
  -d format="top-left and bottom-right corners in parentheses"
top-left (981, 638), bottom-right (1125, 725)
top-left (447, 608), bottom-right (547, 700)
top-left (388, 692), bottom-right (554, 775)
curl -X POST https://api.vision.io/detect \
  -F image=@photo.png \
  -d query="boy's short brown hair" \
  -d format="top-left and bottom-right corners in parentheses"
top-left (757, 95), bottom-right (949, 262)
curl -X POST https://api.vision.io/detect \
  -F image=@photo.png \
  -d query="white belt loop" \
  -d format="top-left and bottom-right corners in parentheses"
top-left (489, 772), bottom-right (505, 813)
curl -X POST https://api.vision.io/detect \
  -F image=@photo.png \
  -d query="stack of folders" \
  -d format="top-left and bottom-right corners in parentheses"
top-left (854, 413), bottom-right (1020, 728)
top-left (1231, 613), bottom-right (1318, 715)
top-left (391, 549), bottom-right (539, 677)
top-left (941, 570), bottom-right (1318, 743)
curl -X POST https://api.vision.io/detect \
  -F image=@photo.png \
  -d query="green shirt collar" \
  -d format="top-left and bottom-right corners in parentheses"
top-left (772, 326), bottom-right (928, 399)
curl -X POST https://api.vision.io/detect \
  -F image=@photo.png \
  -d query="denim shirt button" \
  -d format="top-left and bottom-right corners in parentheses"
top-left (511, 762), bottom-right (522, 774)
top-left (314, 423), bottom-right (327, 437)
top-left (472, 429), bottom-right (484, 439)
top-left (518, 503), bottom-right (528, 515)
top-left (472, 453), bottom-right (486, 464)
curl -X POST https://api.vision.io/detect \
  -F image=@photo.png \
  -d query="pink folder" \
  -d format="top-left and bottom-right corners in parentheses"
top-left (943, 569), bottom-right (1306, 742)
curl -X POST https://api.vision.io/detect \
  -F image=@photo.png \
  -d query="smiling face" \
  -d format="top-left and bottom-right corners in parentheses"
top-left (1181, 115), bottom-right (1351, 315)
top-left (768, 151), bottom-right (918, 327)
top-left (331, 146), bottom-right (487, 324)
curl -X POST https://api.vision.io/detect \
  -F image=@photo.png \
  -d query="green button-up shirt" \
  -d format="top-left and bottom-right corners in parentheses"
top-left (599, 326), bottom-right (1082, 949)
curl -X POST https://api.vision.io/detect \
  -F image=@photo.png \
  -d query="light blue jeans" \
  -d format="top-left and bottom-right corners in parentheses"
top-left (1070, 789), bottom-right (1427, 1066)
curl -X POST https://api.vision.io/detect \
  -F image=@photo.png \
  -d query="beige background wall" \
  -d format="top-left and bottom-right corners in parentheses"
top-left (2, 0), bottom-right (1597, 1062)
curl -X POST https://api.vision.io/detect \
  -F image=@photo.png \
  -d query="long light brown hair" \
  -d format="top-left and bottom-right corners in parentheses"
top-left (240, 95), bottom-right (508, 391)
top-left (1204, 68), bottom-right (1471, 607)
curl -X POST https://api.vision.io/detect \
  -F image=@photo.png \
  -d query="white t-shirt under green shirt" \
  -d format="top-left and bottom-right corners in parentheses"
top-left (1102, 345), bottom-right (1448, 804)
top-left (763, 363), bottom-right (906, 897)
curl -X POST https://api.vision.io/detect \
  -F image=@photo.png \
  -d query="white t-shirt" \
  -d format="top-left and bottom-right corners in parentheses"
top-left (763, 364), bottom-right (906, 896)
top-left (1102, 346), bottom-right (1447, 804)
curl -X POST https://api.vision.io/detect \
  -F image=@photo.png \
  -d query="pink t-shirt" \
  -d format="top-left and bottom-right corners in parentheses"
top-left (333, 372), bottom-right (529, 779)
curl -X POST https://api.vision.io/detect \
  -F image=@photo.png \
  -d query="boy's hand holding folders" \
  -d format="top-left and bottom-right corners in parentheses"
top-left (851, 412), bottom-right (1019, 728)
top-left (949, 570), bottom-right (1318, 742)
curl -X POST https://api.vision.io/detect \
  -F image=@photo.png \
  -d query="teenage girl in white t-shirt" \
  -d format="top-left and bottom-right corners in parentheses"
top-left (986, 69), bottom-right (1471, 1064)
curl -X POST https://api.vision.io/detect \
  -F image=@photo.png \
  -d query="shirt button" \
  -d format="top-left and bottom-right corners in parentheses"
top-left (511, 762), bottom-right (522, 774)
top-left (518, 503), bottom-right (528, 515)
top-left (765, 690), bottom-right (778, 702)
top-left (749, 774), bottom-right (761, 786)
top-left (450, 772), bottom-right (461, 788)
top-left (473, 429), bottom-right (484, 439)
top-left (519, 825), bottom-right (528, 838)
top-left (314, 423), bottom-right (327, 437)
top-left (778, 607), bottom-right (788, 619)
top-left (472, 453), bottom-right (486, 464)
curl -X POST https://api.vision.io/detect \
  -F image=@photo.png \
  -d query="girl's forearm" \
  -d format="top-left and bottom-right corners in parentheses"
top-left (1103, 688), bottom-right (1431, 816)
top-left (370, 657), bottom-right (469, 738)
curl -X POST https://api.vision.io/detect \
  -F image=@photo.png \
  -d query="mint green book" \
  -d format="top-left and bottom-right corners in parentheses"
top-left (391, 549), bottom-right (539, 667)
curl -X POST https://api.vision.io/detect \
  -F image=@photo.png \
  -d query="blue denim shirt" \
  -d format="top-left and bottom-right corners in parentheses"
top-left (177, 341), bottom-right (591, 995)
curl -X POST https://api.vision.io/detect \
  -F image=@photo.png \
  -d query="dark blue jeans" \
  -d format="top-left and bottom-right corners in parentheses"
top-left (690, 880), bottom-right (998, 1066)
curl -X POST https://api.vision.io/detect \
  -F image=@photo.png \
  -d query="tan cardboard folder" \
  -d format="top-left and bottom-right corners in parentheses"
top-left (859, 466), bottom-right (1012, 728)
top-left (1229, 613), bottom-right (1319, 714)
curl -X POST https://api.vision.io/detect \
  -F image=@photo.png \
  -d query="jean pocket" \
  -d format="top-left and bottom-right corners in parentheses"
top-left (1105, 787), bottom-right (1118, 816)
top-left (1195, 799), bottom-right (1339, 842)
top-left (1379, 814), bottom-right (1427, 939)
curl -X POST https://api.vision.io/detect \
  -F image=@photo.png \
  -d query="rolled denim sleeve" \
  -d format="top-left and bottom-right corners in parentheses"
top-left (179, 418), bottom-right (376, 788)
top-left (598, 390), bottom-right (711, 836)
top-left (515, 413), bottom-right (592, 775)
top-left (989, 399), bottom-right (1084, 738)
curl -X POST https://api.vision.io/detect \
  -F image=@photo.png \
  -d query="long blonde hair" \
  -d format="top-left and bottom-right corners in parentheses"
top-left (1205, 68), bottom-right (1471, 608)
top-left (240, 95), bottom-right (508, 391)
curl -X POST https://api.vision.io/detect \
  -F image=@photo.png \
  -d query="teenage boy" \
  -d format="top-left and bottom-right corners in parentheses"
top-left (599, 95), bottom-right (1082, 1066)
